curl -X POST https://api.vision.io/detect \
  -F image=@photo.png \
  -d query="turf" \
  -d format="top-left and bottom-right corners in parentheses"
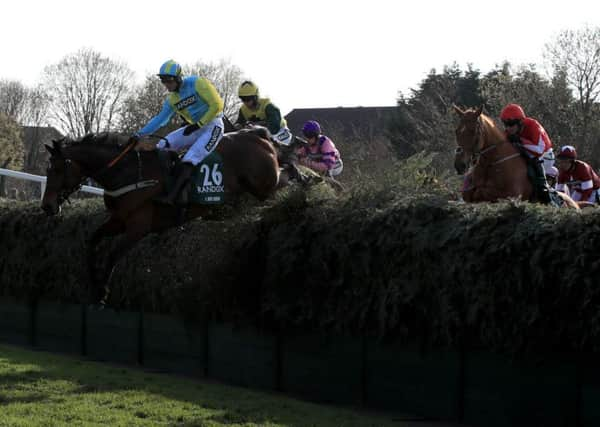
top-left (0, 344), bottom-right (415, 427)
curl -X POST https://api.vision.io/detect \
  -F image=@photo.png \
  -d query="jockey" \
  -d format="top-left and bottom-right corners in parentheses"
top-left (555, 145), bottom-right (600, 203)
top-left (234, 81), bottom-right (293, 146)
top-left (546, 165), bottom-right (559, 189)
top-left (134, 60), bottom-right (225, 205)
top-left (296, 120), bottom-right (343, 177)
top-left (500, 103), bottom-right (553, 203)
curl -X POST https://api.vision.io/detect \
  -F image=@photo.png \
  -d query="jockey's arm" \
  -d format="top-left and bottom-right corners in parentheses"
top-left (234, 108), bottom-right (246, 128)
top-left (264, 103), bottom-right (283, 135)
top-left (577, 169), bottom-right (594, 201)
top-left (136, 100), bottom-right (175, 136)
top-left (520, 134), bottom-right (546, 158)
top-left (194, 78), bottom-right (224, 127)
top-left (299, 156), bottom-right (329, 172)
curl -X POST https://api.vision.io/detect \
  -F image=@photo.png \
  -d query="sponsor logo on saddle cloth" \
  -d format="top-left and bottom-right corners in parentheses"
top-left (189, 152), bottom-right (225, 205)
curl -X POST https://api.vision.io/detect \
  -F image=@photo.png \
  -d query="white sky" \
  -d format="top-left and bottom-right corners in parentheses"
top-left (2, 0), bottom-right (600, 115)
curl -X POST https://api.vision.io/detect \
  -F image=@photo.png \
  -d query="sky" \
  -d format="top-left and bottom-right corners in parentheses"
top-left (2, 0), bottom-right (600, 115)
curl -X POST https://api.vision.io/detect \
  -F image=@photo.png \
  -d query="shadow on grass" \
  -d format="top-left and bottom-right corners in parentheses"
top-left (0, 344), bottom-right (363, 427)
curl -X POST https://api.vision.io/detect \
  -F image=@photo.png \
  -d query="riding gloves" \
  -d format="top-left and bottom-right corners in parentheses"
top-left (183, 123), bottom-right (201, 136)
top-left (507, 133), bottom-right (521, 143)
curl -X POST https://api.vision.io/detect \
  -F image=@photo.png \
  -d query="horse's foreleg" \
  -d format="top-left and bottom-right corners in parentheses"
top-left (98, 210), bottom-right (153, 306)
top-left (99, 234), bottom-right (145, 305)
top-left (87, 217), bottom-right (125, 305)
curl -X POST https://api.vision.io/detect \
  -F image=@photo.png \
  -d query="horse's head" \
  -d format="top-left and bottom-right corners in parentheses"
top-left (453, 104), bottom-right (484, 175)
top-left (41, 139), bottom-right (84, 216)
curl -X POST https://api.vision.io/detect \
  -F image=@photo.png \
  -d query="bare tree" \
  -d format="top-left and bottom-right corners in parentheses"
top-left (187, 58), bottom-right (245, 119)
top-left (42, 48), bottom-right (133, 137)
top-left (0, 79), bottom-right (29, 123)
top-left (22, 85), bottom-right (51, 127)
top-left (117, 58), bottom-right (246, 134)
top-left (544, 26), bottom-right (600, 157)
top-left (117, 76), bottom-right (168, 134)
top-left (0, 112), bottom-right (25, 196)
top-left (22, 86), bottom-right (54, 174)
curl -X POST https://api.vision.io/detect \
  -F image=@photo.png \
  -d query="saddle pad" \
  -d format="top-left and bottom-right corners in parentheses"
top-left (189, 152), bottom-right (225, 205)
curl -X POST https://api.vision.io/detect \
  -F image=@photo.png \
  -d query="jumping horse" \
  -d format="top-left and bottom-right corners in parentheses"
top-left (41, 129), bottom-right (280, 305)
top-left (453, 105), bottom-right (579, 209)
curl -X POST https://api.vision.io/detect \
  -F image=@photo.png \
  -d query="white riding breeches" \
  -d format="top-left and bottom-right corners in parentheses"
top-left (327, 158), bottom-right (344, 177)
top-left (542, 148), bottom-right (555, 175)
top-left (157, 114), bottom-right (224, 165)
top-left (273, 127), bottom-right (293, 146)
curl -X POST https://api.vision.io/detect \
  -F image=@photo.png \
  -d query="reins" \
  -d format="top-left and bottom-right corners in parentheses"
top-left (459, 115), bottom-right (522, 194)
top-left (57, 134), bottom-right (170, 200)
top-left (468, 117), bottom-right (521, 167)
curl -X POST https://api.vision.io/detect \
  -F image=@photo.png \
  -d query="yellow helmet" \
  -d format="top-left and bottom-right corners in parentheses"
top-left (238, 81), bottom-right (259, 97)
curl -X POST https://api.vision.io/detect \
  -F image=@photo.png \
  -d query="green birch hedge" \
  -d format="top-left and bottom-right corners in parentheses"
top-left (1, 154), bottom-right (599, 355)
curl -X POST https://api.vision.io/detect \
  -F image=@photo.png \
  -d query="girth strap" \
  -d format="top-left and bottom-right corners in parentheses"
top-left (103, 180), bottom-right (159, 197)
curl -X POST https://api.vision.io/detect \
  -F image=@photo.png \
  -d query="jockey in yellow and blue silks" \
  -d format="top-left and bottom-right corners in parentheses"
top-left (134, 60), bottom-right (225, 205)
top-left (234, 81), bottom-right (293, 146)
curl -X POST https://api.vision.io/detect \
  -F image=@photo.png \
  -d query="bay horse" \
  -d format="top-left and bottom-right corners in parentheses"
top-left (453, 105), bottom-right (579, 209)
top-left (41, 130), bottom-right (280, 305)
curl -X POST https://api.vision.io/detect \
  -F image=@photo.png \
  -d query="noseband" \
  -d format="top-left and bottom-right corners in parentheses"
top-left (456, 117), bottom-right (518, 167)
top-left (55, 159), bottom-right (84, 205)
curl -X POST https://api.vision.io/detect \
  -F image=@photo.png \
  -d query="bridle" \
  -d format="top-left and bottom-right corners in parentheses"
top-left (48, 138), bottom-right (139, 204)
top-left (456, 115), bottom-right (522, 194)
top-left (53, 158), bottom-right (84, 205)
top-left (455, 116), bottom-right (520, 168)
top-left (49, 134), bottom-right (169, 203)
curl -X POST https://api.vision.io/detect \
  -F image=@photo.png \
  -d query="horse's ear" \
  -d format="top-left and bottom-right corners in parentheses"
top-left (50, 139), bottom-right (63, 156)
top-left (475, 105), bottom-right (484, 116)
top-left (44, 144), bottom-right (56, 156)
top-left (452, 104), bottom-right (465, 116)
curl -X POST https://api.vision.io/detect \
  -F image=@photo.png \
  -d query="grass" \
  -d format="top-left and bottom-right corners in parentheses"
top-left (0, 344), bottom-right (422, 427)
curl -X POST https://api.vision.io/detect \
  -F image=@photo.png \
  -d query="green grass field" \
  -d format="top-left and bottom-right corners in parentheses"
top-left (0, 344), bottom-right (442, 427)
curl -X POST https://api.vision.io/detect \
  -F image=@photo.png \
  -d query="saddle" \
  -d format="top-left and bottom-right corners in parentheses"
top-left (158, 150), bottom-right (226, 207)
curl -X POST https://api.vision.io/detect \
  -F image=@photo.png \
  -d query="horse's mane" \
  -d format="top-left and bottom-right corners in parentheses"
top-left (237, 126), bottom-right (272, 140)
top-left (479, 113), bottom-right (507, 143)
top-left (62, 132), bottom-right (129, 148)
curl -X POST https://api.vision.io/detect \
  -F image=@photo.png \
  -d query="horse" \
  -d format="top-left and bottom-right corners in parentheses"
top-left (225, 117), bottom-right (346, 193)
top-left (41, 129), bottom-right (280, 305)
top-left (453, 105), bottom-right (580, 209)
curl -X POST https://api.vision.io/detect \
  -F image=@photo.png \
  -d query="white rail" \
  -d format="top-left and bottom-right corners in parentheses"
top-left (0, 168), bottom-right (104, 198)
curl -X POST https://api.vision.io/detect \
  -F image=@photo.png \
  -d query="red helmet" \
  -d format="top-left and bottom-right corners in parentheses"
top-left (500, 104), bottom-right (526, 121)
top-left (557, 145), bottom-right (577, 160)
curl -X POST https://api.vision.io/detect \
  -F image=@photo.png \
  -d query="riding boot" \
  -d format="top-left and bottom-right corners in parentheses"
top-left (532, 159), bottom-right (552, 204)
top-left (155, 162), bottom-right (194, 205)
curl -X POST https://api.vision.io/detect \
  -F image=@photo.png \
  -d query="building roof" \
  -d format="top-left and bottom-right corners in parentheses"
top-left (285, 106), bottom-right (396, 137)
top-left (21, 126), bottom-right (63, 173)
top-left (22, 126), bottom-right (63, 148)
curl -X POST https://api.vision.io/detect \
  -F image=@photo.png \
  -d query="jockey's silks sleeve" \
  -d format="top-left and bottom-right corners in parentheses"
top-left (192, 77), bottom-right (224, 126)
top-left (137, 101), bottom-right (175, 136)
top-left (237, 98), bottom-right (287, 134)
top-left (264, 103), bottom-right (283, 135)
top-left (518, 118), bottom-right (552, 158)
top-left (296, 136), bottom-right (341, 173)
